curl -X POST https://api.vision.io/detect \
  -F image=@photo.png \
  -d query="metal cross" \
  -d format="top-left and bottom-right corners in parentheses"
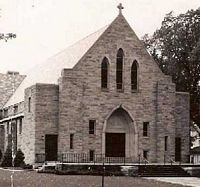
top-left (117, 3), bottom-right (124, 14)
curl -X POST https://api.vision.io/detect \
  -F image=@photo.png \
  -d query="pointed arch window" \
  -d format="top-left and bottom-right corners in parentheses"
top-left (131, 60), bottom-right (138, 90)
top-left (116, 48), bottom-right (124, 90)
top-left (101, 57), bottom-right (109, 89)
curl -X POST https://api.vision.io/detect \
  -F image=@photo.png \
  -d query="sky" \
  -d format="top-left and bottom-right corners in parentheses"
top-left (0, 0), bottom-right (199, 74)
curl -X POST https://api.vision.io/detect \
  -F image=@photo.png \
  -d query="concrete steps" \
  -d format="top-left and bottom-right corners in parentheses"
top-left (139, 165), bottom-right (191, 177)
top-left (35, 162), bottom-right (192, 177)
top-left (35, 161), bottom-right (57, 173)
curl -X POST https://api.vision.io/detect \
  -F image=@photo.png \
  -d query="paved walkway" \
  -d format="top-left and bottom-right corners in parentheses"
top-left (146, 177), bottom-right (200, 187)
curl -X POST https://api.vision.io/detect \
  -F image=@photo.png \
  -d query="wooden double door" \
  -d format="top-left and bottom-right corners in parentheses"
top-left (105, 133), bottom-right (125, 157)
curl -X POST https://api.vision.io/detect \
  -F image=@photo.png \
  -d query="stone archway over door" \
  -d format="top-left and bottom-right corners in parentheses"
top-left (103, 107), bottom-right (137, 158)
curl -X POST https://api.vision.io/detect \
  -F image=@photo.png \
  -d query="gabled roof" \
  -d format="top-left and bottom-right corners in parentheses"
top-left (4, 25), bottom-right (109, 107)
top-left (4, 12), bottom-right (148, 108)
top-left (0, 72), bottom-right (25, 108)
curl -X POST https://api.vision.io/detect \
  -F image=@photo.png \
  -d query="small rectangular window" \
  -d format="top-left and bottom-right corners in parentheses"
top-left (4, 109), bottom-right (8, 118)
top-left (89, 120), bottom-right (96, 134)
top-left (70, 134), bottom-right (74, 149)
top-left (143, 122), bottom-right (149, 137)
top-left (0, 110), bottom-right (3, 119)
top-left (89, 150), bottom-right (95, 162)
top-left (14, 105), bottom-right (18, 114)
top-left (7, 122), bottom-right (9, 134)
top-left (19, 118), bottom-right (22, 134)
top-left (143, 150), bottom-right (148, 159)
top-left (28, 97), bottom-right (31, 112)
top-left (165, 136), bottom-right (168, 151)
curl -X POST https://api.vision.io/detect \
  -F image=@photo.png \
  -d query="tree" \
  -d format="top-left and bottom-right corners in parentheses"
top-left (0, 33), bottom-right (16, 42)
top-left (142, 8), bottom-right (200, 127)
top-left (14, 149), bottom-right (25, 167)
top-left (1, 147), bottom-right (12, 167)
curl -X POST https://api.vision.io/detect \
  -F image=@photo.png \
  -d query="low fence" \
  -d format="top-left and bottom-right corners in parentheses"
top-left (35, 153), bottom-right (179, 165)
top-left (35, 153), bottom-right (145, 164)
top-left (60, 153), bottom-right (138, 164)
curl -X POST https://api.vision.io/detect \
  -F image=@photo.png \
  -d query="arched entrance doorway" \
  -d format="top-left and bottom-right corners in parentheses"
top-left (103, 107), bottom-right (137, 158)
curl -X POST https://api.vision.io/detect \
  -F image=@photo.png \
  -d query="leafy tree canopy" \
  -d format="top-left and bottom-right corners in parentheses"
top-left (143, 8), bottom-right (200, 127)
top-left (0, 33), bottom-right (16, 42)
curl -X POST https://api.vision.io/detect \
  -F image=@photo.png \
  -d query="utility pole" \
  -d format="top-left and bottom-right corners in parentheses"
top-left (102, 158), bottom-right (105, 187)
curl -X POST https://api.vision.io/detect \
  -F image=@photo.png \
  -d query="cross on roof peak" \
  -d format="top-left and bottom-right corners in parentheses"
top-left (117, 3), bottom-right (124, 14)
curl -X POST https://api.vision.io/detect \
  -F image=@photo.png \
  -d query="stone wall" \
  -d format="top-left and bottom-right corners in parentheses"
top-left (21, 85), bottom-right (37, 164)
top-left (34, 84), bottom-right (59, 155)
top-left (0, 13), bottom-right (190, 164)
top-left (58, 72), bottom-right (84, 155)
top-left (58, 14), bottom-right (180, 162)
top-left (175, 92), bottom-right (190, 162)
top-left (156, 80), bottom-right (176, 162)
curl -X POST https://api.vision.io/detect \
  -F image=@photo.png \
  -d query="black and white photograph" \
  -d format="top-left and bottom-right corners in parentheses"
top-left (0, 0), bottom-right (199, 186)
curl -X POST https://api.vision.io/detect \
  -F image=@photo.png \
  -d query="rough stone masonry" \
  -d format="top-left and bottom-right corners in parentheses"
top-left (0, 5), bottom-right (190, 165)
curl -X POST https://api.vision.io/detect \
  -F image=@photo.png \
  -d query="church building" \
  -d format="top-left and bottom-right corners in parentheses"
top-left (0, 4), bottom-right (190, 164)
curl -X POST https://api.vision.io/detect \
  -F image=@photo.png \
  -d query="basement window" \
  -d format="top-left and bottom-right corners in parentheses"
top-left (143, 150), bottom-right (148, 160)
top-left (89, 150), bottom-right (95, 162)
top-left (70, 134), bottom-right (74, 149)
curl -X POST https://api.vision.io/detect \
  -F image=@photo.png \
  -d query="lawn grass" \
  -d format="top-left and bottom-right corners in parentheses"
top-left (0, 169), bottom-right (190, 187)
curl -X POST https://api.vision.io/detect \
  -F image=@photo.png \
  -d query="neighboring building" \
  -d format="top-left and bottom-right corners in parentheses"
top-left (0, 5), bottom-right (190, 165)
top-left (190, 146), bottom-right (200, 164)
top-left (0, 71), bottom-right (25, 108)
top-left (191, 124), bottom-right (200, 149)
top-left (0, 71), bottom-right (25, 154)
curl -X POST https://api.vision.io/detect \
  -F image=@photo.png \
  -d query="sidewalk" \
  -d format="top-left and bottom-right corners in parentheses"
top-left (0, 167), bottom-right (28, 172)
top-left (146, 177), bottom-right (200, 187)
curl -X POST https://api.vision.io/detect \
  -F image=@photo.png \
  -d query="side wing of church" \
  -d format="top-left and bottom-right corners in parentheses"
top-left (0, 6), bottom-right (190, 164)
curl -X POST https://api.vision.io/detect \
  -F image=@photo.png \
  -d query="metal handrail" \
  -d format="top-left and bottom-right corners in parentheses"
top-left (169, 157), bottom-right (175, 165)
top-left (164, 153), bottom-right (175, 165)
top-left (143, 158), bottom-right (149, 165)
top-left (35, 152), bottom-right (140, 164)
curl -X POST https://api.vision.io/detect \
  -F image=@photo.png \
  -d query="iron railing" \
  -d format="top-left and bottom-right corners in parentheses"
top-left (35, 153), bottom-right (139, 164)
top-left (35, 153), bottom-right (182, 165)
top-left (59, 153), bottom-right (137, 164)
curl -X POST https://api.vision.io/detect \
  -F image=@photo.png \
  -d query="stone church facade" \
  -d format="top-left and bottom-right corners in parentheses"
top-left (0, 6), bottom-right (190, 164)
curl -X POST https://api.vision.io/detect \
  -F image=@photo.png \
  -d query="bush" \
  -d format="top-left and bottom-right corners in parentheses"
top-left (14, 149), bottom-right (25, 167)
top-left (22, 164), bottom-right (33, 170)
top-left (1, 147), bottom-right (12, 167)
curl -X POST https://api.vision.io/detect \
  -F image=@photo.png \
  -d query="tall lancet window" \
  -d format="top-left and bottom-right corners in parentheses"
top-left (101, 57), bottom-right (109, 89)
top-left (131, 60), bottom-right (138, 90)
top-left (116, 48), bottom-right (124, 90)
